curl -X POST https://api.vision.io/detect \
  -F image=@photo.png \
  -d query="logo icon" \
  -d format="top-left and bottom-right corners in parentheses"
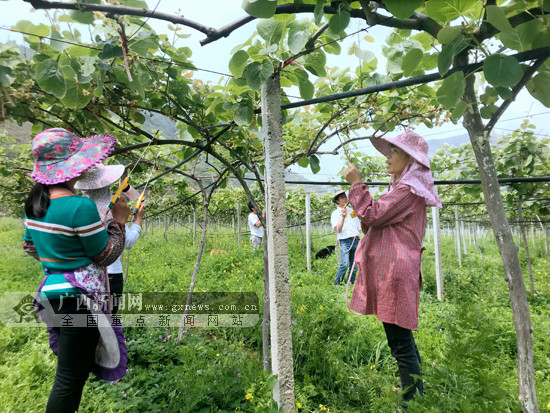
top-left (13, 294), bottom-right (38, 323)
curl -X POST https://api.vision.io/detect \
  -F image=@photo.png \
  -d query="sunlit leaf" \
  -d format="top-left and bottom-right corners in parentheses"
top-left (384, 0), bottom-right (424, 19)
top-left (234, 100), bottom-right (254, 126)
top-left (436, 71), bottom-right (465, 109)
top-left (314, 0), bottom-right (325, 25)
top-left (298, 77), bottom-right (314, 99)
top-left (402, 48), bottom-right (423, 77)
top-left (14, 20), bottom-right (51, 39)
top-left (242, 0), bottom-right (277, 19)
top-left (526, 70), bottom-right (550, 107)
top-left (451, 100), bottom-right (467, 122)
top-left (329, 11), bottom-right (350, 34)
top-left (36, 59), bottom-right (66, 98)
top-left (425, 0), bottom-right (480, 22)
top-left (310, 154), bottom-right (320, 174)
top-left (257, 18), bottom-right (283, 45)
top-left (229, 50), bottom-right (249, 78)
top-left (485, 5), bottom-right (513, 35)
top-left (303, 49), bottom-right (326, 77)
top-left (288, 19), bottom-right (310, 55)
top-left (437, 26), bottom-right (462, 44)
top-left (483, 54), bottom-right (523, 88)
top-left (243, 58), bottom-right (274, 90)
top-left (61, 81), bottom-right (93, 109)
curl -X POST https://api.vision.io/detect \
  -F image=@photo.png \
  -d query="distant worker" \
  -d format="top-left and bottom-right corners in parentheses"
top-left (344, 130), bottom-right (442, 404)
top-left (247, 201), bottom-right (264, 249)
top-left (331, 189), bottom-right (361, 285)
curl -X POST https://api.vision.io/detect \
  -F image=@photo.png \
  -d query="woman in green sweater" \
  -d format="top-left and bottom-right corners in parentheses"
top-left (23, 128), bottom-right (131, 413)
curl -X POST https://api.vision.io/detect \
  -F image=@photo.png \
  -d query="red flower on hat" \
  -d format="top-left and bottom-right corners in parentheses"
top-left (46, 164), bottom-right (54, 171)
top-left (44, 153), bottom-right (55, 161)
top-left (72, 137), bottom-right (79, 145)
top-left (32, 149), bottom-right (40, 158)
top-left (68, 143), bottom-right (79, 152)
top-left (82, 157), bottom-right (92, 165)
top-left (53, 144), bottom-right (63, 154)
top-left (55, 169), bottom-right (64, 178)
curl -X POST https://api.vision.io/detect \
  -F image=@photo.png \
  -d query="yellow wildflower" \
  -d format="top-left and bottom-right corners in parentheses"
top-left (297, 402), bottom-right (302, 409)
top-left (216, 353), bottom-right (220, 357)
top-left (370, 365), bottom-right (375, 370)
top-left (245, 393), bottom-right (253, 400)
top-left (319, 404), bottom-right (327, 411)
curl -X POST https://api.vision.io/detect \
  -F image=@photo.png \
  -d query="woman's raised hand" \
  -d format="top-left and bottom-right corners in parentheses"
top-left (111, 196), bottom-right (131, 224)
top-left (344, 162), bottom-right (362, 186)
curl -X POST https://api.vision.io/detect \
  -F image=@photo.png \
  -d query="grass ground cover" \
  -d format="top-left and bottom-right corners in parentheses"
top-left (1, 216), bottom-right (550, 412)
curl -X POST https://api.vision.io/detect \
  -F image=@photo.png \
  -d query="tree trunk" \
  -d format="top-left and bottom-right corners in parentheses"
top-left (460, 55), bottom-right (538, 412)
top-left (261, 72), bottom-right (295, 412)
top-left (237, 201), bottom-right (242, 247)
top-left (536, 215), bottom-right (549, 259)
top-left (518, 198), bottom-right (535, 294)
top-left (177, 201), bottom-right (209, 344)
top-left (193, 207), bottom-right (197, 245)
top-left (473, 229), bottom-right (483, 260)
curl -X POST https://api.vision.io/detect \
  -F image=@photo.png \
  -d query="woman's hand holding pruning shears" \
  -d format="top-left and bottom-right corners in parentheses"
top-left (111, 195), bottom-right (131, 224)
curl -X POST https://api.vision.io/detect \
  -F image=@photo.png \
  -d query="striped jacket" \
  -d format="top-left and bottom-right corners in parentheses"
top-left (348, 182), bottom-right (426, 330)
top-left (23, 193), bottom-right (125, 300)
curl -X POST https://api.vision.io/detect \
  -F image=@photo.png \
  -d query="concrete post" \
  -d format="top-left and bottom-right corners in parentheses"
top-left (432, 207), bottom-right (444, 301)
top-left (261, 73), bottom-right (295, 412)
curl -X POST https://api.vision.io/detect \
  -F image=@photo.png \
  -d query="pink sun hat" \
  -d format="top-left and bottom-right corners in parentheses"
top-left (75, 164), bottom-right (125, 190)
top-left (370, 130), bottom-right (431, 169)
top-left (31, 128), bottom-right (116, 185)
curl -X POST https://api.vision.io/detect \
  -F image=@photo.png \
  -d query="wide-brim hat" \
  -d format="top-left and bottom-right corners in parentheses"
top-left (332, 189), bottom-right (347, 204)
top-left (31, 128), bottom-right (116, 185)
top-left (370, 130), bottom-right (430, 169)
top-left (74, 164), bottom-right (125, 190)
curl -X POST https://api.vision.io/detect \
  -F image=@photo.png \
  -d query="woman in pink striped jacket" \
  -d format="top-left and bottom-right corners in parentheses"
top-left (343, 130), bottom-right (441, 403)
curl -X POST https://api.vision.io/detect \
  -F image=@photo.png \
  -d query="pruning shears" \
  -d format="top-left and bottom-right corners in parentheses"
top-left (106, 132), bottom-right (158, 220)
top-left (107, 177), bottom-right (129, 210)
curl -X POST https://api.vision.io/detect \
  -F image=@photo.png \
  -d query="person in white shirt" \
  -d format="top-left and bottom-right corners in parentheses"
top-left (75, 164), bottom-right (145, 313)
top-left (330, 189), bottom-right (361, 285)
top-left (247, 201), bottom-right (264, 249)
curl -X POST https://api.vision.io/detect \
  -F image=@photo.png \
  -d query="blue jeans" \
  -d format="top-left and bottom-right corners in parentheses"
top-left (334, 237), bottom-right (358, 285)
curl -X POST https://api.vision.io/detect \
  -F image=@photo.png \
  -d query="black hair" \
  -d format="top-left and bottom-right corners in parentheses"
top-left (247, 201), bottom-right (254, 212)
top-left (25, 183), bottom-right (50, 218)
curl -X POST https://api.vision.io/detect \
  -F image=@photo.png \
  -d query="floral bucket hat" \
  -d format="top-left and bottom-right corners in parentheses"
top-left (370, 130), bottom-right (431, 169)
top-left (31, 128), bottom-right (116, 185)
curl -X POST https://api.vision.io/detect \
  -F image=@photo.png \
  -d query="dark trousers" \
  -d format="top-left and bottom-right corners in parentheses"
top-left (109, 272), bottom-right (124, 314)
top-left (383, 322), bottom-right (423, 402)
top-left (46, 299), bottom-right (100, 413)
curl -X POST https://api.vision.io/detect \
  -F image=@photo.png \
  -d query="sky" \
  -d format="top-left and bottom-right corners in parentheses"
top-left (0, 0), bottom-right (548, 182)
